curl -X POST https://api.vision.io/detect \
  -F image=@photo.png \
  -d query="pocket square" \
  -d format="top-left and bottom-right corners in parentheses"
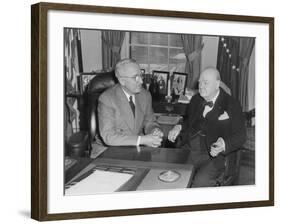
top-left (218, 111), bottom-right (229, 120)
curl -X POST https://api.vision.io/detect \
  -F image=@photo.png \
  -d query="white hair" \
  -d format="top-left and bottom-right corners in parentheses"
top-left (115, 58), bottom-right (138, 78)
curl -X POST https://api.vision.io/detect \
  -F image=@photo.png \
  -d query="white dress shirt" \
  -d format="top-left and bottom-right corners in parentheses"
top-left (121, 88), bottom-right (141, 146)
top-left (121, 88), bottom-right (135, 104)
top-left (203, 90), bottom-right (220, 117)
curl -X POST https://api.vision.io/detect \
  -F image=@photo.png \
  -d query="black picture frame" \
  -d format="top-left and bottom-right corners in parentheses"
top-left (140, 68), bottom-right (145, 75)
top-left (171, 72), bottom-right (188, 95)
top-left (31, 2), bottom-right (274, 221)
top-left (152, 70), bottom-right (170, 96)
top-left (79, 72), bottom-right (96, 93)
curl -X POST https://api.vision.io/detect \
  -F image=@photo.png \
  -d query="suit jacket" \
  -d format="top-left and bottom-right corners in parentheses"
top-left (97, 84), bottom-right (159, 146)
top-left (179, 88), bottom-right (246, 172)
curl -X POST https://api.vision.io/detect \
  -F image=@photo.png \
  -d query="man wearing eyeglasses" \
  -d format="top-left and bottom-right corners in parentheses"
top-left (97, 58), bottom-right (163, 148)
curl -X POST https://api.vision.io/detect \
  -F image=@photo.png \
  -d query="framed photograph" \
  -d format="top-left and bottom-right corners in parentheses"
top-left (152, 70), bottom-right (170, 95)
top-left (140, 68), bottom-right (145, 75)
top-left (141, 73), bottom-right (151, 90)
top-left (171, 72), bottom-right (188, 95)
top-left (79, 73), bottom-right (96, 93)
top-left (31, 2), bottom-right (274, 221)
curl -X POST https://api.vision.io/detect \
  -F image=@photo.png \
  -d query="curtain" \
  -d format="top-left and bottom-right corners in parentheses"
top-left (102, 30), bottom-right (125, 70)
top-left (216, 37), bottom-right (240, 99)
top-left (238, 38), bottom-right (255, 111)
top-left (181, 34), bottom-right (203, 88)
top-left (64, 28), bottom-right (82, 140)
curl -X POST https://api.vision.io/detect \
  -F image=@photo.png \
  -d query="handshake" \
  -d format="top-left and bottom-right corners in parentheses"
top-left (140, 125), bottom-right (182, 148)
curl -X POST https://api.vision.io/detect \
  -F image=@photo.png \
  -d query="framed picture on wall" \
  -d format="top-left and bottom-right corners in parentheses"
top-left (31, 2), bottom-right (274, 221)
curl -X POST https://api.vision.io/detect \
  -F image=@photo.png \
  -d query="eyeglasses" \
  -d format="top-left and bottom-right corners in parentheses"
top-left (120, 74), bottom-right (144, 81)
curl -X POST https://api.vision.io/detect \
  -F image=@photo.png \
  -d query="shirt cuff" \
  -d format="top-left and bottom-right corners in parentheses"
top-left (176, 124), bottom-right (182, 131)
top-left (137, 136), bottom-right (141, 146)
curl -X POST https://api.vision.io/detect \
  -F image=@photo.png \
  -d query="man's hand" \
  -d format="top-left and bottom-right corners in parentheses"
top-left (168, 125), bottom-right (182, 142)
top-left (140, 134), bottom-right (163, 147)
top-left (210, 137), bottom-right (225, 157)
top-left (151, 128), bottom-right (164, 138)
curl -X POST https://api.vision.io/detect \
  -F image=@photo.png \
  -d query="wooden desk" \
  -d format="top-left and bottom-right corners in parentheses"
top-left (152, 101), bottom-right (188, 116)
top-left (65, 146), bottom-right (194, 194)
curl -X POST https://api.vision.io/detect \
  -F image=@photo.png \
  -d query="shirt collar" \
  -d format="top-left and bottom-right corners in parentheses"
top-left (210, 89), bottom-right (220, 104)
top-left (121, 87), bottom-right (135, 102)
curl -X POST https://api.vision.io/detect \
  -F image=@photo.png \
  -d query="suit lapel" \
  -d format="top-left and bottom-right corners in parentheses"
top-left (190, 96), bottom-right (205, 125)
top-left (135, 94), bottom-right (144, 132)
top-left (115, 85), bottom-right (135, 131)
top-left (205, 90), bottom-right (226, 120)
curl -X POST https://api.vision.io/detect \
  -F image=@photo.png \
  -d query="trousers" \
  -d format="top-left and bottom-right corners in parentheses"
top-left (184, 135), bottom-right (225, 188)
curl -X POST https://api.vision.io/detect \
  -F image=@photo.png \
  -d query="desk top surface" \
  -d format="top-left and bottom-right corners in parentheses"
top-left (65, 146), bottom-right (193, 194)
top-left (99, 146), bottom-right (189, 164)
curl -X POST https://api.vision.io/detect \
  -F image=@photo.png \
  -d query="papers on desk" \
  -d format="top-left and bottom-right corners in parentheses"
top-left (65, 170), bottom-right (133, 196)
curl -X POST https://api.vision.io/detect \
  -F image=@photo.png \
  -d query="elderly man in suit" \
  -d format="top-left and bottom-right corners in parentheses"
top-left (168, 67), bottom-right (246, 187)
top-left (97, 58), bottom-right (163, 148)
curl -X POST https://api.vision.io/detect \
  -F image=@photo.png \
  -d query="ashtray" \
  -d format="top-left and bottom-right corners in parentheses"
top-left (158, 170), bottom-right (181, 182)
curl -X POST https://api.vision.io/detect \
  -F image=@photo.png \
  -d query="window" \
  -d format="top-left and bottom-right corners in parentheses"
top-left (130, 32), bottom-right (186, 73)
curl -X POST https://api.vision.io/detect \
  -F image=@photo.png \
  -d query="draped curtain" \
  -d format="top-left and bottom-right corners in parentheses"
top-left (102, 30), bottom-right (125, 70)
top-left (238, 38), bottom-right (255, 111)
top-left (216, 37), bottom-right (240, 99)
top-left (181, 34), bottom-right (203, 88)
top-left (64, 28), bottom-right (82, 140)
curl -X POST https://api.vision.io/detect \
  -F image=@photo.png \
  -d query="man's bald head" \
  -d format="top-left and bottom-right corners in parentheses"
top-left (201, 67), bottom-right (221, 81)
top-left (198, 67), bottom-right (221, 101)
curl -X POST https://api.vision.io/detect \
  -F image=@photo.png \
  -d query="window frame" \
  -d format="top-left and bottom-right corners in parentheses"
top-left (129, 32), bottom-right (186, 73)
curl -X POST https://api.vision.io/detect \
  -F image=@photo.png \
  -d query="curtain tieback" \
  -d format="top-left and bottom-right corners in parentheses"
top-left (187, 43), bottom-right (204, 62)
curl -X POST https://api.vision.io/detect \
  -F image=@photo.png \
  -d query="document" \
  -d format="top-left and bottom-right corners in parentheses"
top-left (65, 170), bottom-right (133, 195)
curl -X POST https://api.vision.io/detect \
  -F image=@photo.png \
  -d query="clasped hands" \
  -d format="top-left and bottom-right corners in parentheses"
top-left (167, 125), bottom-right (225, 157)
top-left (140, 128), bottom-right (164, 148)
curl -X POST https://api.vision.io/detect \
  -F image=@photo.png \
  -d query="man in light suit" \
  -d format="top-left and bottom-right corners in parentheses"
top-left (168, 67), bottom-right (246, 187)
top-left (97, 58), bottom-right (163, 148)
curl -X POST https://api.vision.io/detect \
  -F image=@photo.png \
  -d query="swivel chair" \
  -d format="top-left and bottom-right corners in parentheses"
top-left (84, 70), bottom-right (118, 154)
top-left (67, 70), bottom-right (118, 157)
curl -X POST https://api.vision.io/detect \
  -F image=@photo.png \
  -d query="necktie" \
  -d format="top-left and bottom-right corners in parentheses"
top-left (202, 100), bottom-right (214, 108)
top-left (129, 96), bottom-right (135, 117)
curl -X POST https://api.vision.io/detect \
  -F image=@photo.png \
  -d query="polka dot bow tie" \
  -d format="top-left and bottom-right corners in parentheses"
top-left (203, 100), bottom-right (214, 108)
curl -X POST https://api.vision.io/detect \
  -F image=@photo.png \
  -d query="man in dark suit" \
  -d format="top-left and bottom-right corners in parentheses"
top-left (168, 67), bottom-right (246, 187)
top-left (97, 58), bottom-right (163, 148)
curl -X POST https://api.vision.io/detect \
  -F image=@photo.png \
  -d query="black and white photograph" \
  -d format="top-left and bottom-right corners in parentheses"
top-left (30, 2), bottom-right (274, 221)
top-left (171, 72), bottom-right (188, 95)
top-left (79, 73), bottom-right (96, 93)
top-left (140, 68), bottom-right (145, 75)
top-left (64, 28), bottom-right (256, 195)
top-left (152, 70), bottom-right (169, 95)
